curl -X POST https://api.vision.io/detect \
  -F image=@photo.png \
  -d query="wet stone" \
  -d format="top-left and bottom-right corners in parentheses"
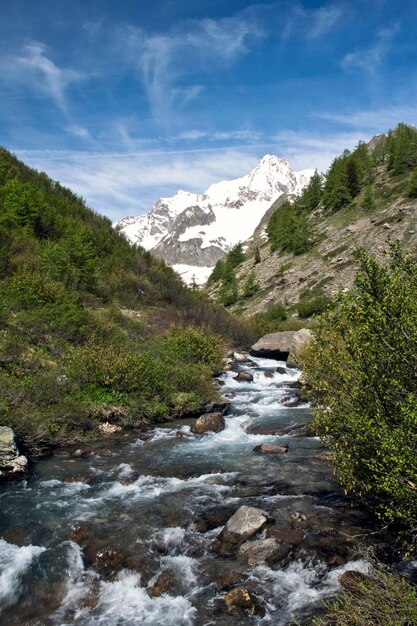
top-left (234, 371), bottom-right (254, 382)
top-left (238, 538), bottom-right (290, 566)
top-left (69, 523), bottom-right (91, 544)
top-left (219, 505), bottom-right (271, 544)
top-left (289, 511), bottom-right (309, 529)
top-left (223, 587), bottom-right (259, 614)
top-left (253, 443), bottom-right (288, 454)
top-left (216, 571), bottom-right (246, 590)
top-left (191, 412), bottom-right (225, 434)
top-left (148, 572), bottom-right (178, 597)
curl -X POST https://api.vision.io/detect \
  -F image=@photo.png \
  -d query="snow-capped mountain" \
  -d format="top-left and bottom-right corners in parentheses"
top-left (115, 155), bottom-right (314, 284)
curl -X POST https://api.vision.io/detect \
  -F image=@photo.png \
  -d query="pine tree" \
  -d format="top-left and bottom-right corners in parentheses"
top-left (300, 171), bottom-right (323, 212)
top-left (243, 271), bottom-right (259, 298)
top-left (362, 185), bottom-right (376, 211)
top-left (407, 166), bottom-right (417, 198)
top-left (254, 245), bottom-right (261, 264)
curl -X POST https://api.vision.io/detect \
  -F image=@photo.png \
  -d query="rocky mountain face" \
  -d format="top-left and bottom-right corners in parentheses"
top-left (115, 156), bottom-right (313, 284)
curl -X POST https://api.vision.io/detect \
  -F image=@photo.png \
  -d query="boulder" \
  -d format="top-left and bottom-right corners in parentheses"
top-left (253, 443), bottom-right (288, 454)
top-left (250, 331), bottom-right (296, 359)
top-left (0, 426), bottom-right (28, 479)
top-left (276, 366), bottom-right (287, 374)
top-left (264, 371), bottom-right (274, 379)
top-left (233, 371), bottom-right (254, 382)
top-left (219, 505), bottom-right (271, 544)
top-left (223, 587), bottom-right (257, 614)
top-left (233, 352), bottom-right (251, 363)
top-left (191, 412), bottom-right (225, 434)
top-left (238, 538), bottom-right (290, 566)
top-left (286, 329), bottom-right (314, 368)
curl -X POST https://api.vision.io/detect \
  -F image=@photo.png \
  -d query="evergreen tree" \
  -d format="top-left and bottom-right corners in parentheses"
top-left (362, 185), bottom-right (376, 211)
top-left (300, 170), bottom-right (323, 212)
top-left (254, 245), bottom-right (261, 264)
top-left (243, 271), bottom-right (259, 298)
top-left (407, 166), bottom-right (417, 198)
top-left (227, 242), bottom-right (245, 267)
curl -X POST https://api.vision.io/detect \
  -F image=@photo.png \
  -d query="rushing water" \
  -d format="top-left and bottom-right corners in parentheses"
top-left (0, 357), bottom-right (373, 625)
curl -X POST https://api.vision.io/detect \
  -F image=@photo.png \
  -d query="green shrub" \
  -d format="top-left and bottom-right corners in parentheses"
top-left (297, 296), bottom-right (331, 318)
top-left (301, 247), bottom-right (417, 535)
top-left (313, 565), bottom-right (417, 625)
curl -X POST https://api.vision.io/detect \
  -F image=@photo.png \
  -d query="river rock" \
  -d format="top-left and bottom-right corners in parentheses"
top-left (233, 352), bottom-right (252, 363)
top-left (250, 331), bottom-right (296, 359)
top-left (93, 549), bottom-right (127, 576)
top-left (253, 443), bottom-right (288, 454)
top-left (69, 523), bottom-right (91, 544)
top-left (191, 412), bottom-right (225, 434)
top-left (233, 371), bottom-right (254, 382)
top-left (281, 395), bottom-right (304, 408)
top-left (286, 329), bottom-right (314, 368)
top-left (339, 569), bottom-right (369, 593)
top-left (148, 572), bottom-right (178, 597)
top-left (223, 587), bottom-right (257, 614)
top-left (264, 371), bottom-right (274, 378)
top-left (216, 571), bottom-right (246, 590)
top-left (219, 505), bottom-right (271, 544)
top-left (205, 400), bottom-right (231, 415)
top-left (0, 426), bottom-right (28, 479)
top-left (289, 511), bottom-right (309, 529)
top-left (195, 505), bottom-right (237, 533)
top-left (238, 538), bottom-right (290, 566)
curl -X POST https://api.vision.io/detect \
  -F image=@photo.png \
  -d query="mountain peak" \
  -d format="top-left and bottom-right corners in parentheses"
top-left (115, 155), bottom-right (313, 284)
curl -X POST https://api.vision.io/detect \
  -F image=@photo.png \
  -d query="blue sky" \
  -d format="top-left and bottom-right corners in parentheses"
top-left (1, 0), bottom-right (417, 220)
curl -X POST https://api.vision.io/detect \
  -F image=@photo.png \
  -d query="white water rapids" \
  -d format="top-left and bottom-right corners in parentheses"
top-left (0, 357), bottom-right (372, 625)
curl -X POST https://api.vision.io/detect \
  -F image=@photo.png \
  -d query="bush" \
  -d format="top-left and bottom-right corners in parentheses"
top-left (297, 296), bottom-right (331, 318)
top-left (301, 247), bottom-right (417, 535)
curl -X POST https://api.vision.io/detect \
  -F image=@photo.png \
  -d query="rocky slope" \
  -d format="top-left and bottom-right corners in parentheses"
top-left (115, 156), bottom-right (313, 284)
top-left (207, 132), bottom-right (417, 316)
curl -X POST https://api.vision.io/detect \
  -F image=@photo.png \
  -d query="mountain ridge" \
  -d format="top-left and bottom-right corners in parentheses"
top-left (115, 155), bottom-right (314, 284)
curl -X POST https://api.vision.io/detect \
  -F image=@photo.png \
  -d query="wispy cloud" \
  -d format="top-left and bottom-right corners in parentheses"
top-left (176, 129), bottom-right (263, 142)
top-left (317, 106), bottom-right (417, 131)
top-left (342, 25), bottom-right (400, 74)
top-left (273, 129), bottom-right (366, 171)
top-left (123, 14), bottom-right (263, 125)
top-left (308, 5), bottom-right (344, 38)
top-left (12, 42), bottom-right (84, 114)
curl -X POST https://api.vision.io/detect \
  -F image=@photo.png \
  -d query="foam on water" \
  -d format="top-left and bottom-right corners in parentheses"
top-left (86, 571), bottom-right (197, 626)
top-left (0, 539), bottom-right (46, 613)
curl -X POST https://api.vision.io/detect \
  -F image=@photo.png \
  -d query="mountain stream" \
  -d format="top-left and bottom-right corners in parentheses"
top-left (0, 357), bottom-right (374, 625)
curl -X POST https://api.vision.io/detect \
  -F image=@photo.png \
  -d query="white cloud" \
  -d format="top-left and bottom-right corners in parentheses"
top-left (123, 14), bottom-right (263, 124)
top-left (13, 42), bottom-right (84, 114)
top-left (308, 5), bottom-right (344, 38)
top-left (65, 124), bottom-right (92, 140)
top-left (342, 25), bottom-right (399, 74)
top-left (317, 106), bottom-right (417, 131)
top-left (176, 129), bottom-right (263, 141)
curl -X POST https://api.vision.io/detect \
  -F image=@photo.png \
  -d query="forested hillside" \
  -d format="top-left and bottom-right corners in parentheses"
top-left (0, 148), bottom-right (249, 455)
top-left (206, 124), bottom-right (417, 325)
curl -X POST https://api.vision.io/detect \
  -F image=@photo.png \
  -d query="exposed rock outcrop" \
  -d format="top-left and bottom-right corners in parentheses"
top-left (250, 331), bottom-right (296, 359)
top-left (0, 427), bottom-right (28, 480)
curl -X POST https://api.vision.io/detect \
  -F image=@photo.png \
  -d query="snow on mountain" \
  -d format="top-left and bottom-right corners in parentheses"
top-left (115, 155), bottom-right (314, 285)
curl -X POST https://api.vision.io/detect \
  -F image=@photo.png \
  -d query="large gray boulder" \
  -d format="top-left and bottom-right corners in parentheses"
top-left (238, 538), bottom-right (290, 566)
top-left (286, 328), bottom-right (314, 368)
top-left (219, 505), bottom-right (270, 544)
top-left (191, 412), bottom-right (225, 434)
top-left (0, 426), bottom-right (28, 479)
top-left (250, 331), bottom-right (296, 359)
